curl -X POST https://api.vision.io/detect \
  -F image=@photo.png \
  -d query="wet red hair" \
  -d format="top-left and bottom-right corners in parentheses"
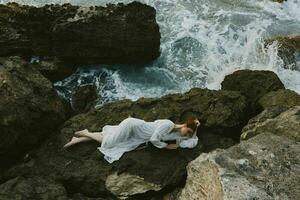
top-left (185, 116), bottom-right (198, 133)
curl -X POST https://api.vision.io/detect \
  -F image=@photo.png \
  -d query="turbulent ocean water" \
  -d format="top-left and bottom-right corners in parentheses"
top-left (2, 0), bottom-right (300, 107)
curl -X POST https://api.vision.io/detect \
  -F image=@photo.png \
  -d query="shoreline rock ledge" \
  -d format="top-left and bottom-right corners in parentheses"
top-left (0, 87), bottom-right (248, 199)
top-left (0, 57), bottom-right (66, 171)
top-left (178, 106), bottom-right (300, 200)
top-left (0, 1), bottom-right (160, 65)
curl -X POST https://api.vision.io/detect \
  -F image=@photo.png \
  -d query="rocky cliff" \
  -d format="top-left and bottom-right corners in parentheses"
top-left (0, 2), bottom-right (160, 65)
top-left (0, 1), bottom-right (299, 199)
top-left (1, 57), bottom-right (299, 199)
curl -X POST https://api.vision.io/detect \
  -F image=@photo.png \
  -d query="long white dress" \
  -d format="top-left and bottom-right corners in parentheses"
top-left (97, 116), bottom-right (199, 163)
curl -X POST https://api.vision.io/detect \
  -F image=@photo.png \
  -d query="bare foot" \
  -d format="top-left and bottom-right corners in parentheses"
top-left (63, 137), bottom-right (80, 148)
top-left (74, 129), bottom-right (88, 137)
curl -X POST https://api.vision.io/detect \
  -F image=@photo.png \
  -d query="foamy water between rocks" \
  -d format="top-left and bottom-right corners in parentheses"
top-left (2, 0), bottom-right (300, 106)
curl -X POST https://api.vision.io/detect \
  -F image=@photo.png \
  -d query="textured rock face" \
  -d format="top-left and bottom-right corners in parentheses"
top-left (178, 159), bottom-right (223, 200)
top-left (0, 56), bottom-right (66, 170)
top-left (1, 88), bottom-right (247, 199)
top-left (241, 106), bottom-right (300, 141)
top-left (258, 89), bottom-right (300, 110)
top-left (71, 84), bottom-right (98, 114)
top-left (0, 2), bottom-right (160, 65)
top-left (266, 35), bottom-right (300, 70)
top-left (221, 69), bottom-right (285, 115)
top-left (105, 172), bottom-right (161, 199)
top-left (63, 88), bottom-right (248, 140)
top-left (0, 176), bottom-right (67, 200)
top-left (30, 57), bottom-right (77, 82)
top-left (178, 106), bottom-right (300, 200)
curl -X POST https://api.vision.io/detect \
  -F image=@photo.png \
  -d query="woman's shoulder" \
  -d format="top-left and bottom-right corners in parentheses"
top-left (154, 118), bottom-right (173, 123)
top-left (155, 119), bottom-right (175, 127)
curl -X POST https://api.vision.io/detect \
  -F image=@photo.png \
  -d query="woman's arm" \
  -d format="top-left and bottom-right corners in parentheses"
top-left (150, 133), bottom-right (168, 148)
top-left (178, 136), bottom-right (198, 148)
top-left (165, 143), bottom-right (179, 149)
top-left (150, 120), bottom-right (174, 149)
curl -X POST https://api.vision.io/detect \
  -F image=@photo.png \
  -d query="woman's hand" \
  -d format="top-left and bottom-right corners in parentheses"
top-left (194, 118), bottom-right (200, 126)
top-left (166, 143), bottom-right (179, 150)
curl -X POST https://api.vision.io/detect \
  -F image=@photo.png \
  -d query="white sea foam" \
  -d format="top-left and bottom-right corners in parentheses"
top-left (1, 0), bottom-right (300, 106)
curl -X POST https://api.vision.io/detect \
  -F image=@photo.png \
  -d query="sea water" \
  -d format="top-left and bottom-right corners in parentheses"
top-left (1, 0), bottom-right (300, 107)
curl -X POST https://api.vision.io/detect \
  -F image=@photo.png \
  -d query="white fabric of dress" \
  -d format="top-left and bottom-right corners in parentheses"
top-left (97, 116), bottom-right (198, 163)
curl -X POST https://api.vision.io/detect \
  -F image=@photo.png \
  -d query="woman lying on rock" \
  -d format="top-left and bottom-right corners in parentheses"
top-left (63, 116), bottom-right (201, 163)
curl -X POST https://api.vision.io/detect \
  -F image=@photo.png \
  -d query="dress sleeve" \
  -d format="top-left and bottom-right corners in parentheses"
top-left (177, 135), bottom-right (198, 148)
top-left (150, 119), bottom-right (175, 149)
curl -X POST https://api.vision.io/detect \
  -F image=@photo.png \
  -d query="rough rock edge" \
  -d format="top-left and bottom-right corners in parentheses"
top-left (178, 106), bottom-right (300, 200)
top-left (106, 172), bottom-right (161, 199)
top-left (178, 150), bottom-right (271, 200)
top-left (241, 105), bottom-right (300, 141)
top-left (0, 2), bottom-right (161, 65)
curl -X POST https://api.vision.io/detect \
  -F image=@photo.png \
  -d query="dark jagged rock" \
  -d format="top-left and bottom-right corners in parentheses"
top-left (0, 1), bottom-right (160, 65)
top-left (271, 0), bottom-right (287, 3)
top-left (258, 89), bottom-right (300, 110)
top-left (221, 69), bottom-right (285, 115)
top-left (178, 106), bottom-right (300, 200)
top-left (0, 176), bottom-right (67, 200)
top-left (30, 57), bottom-right (77, 82)
top-left (71, 84), bottom-right (98, 114)
top-left (0, 56), bottom-right (66, 170)
top-left (1, 88), bottom-right (247, 199)
top-left (71, 193), bottom-right (113, 200)
top-left (199, 132), bottom-right (236, 152)
top-left (265, 35), bottom-right (300, 71)
top-left (61, 96), bottom-right (76, 120)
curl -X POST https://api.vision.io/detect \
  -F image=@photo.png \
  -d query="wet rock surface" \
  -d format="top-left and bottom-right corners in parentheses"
top-left (0, 2), bottom-right (160, 65)
top-left (221, 69), bottom-right (285, 115)
top-left (0, 56), bottom-right (66, 170)
top-left (1, 88), bottom-right (247, 199)
top-left (241, 105), bottom-right (300, 141)
top-left (258, 88), bottom-right (300, 110)
top-left (0, 176), bottom-right (67, 200)
top-left (266, 35), bottom-right (300, 71)
top-left (30, 57), bottom-right (77, 82)
top-left (71, 84), bottom-right (98, 114)
top-left (178, 106), bottom-right (300, 200)
top-left (271, 0), bottom-right (287, 3)
top-left (0, 1), bottom-right (298, 199)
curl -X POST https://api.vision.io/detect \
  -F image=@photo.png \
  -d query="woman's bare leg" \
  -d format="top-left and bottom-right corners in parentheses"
top-left (63, 136), bottom-right (92, 148)
top-left (74, 129), bottom-right (103, 143)
top-left (74, 129), bottom-right (89, 136)
top-left (77, 131), bottom-right (103, 143)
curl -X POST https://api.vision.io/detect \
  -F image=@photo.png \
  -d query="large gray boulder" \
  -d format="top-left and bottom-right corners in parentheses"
top-left (1, 88), bottom-right (248, 199)
top-left (178, 106), bottom-right (300, 200)
top-left (0, 56), bottom-right (66, 170)
top-left (241, 106), bottom-right (300, 141)
top-left (0, 2), bottom-right (160, 65)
